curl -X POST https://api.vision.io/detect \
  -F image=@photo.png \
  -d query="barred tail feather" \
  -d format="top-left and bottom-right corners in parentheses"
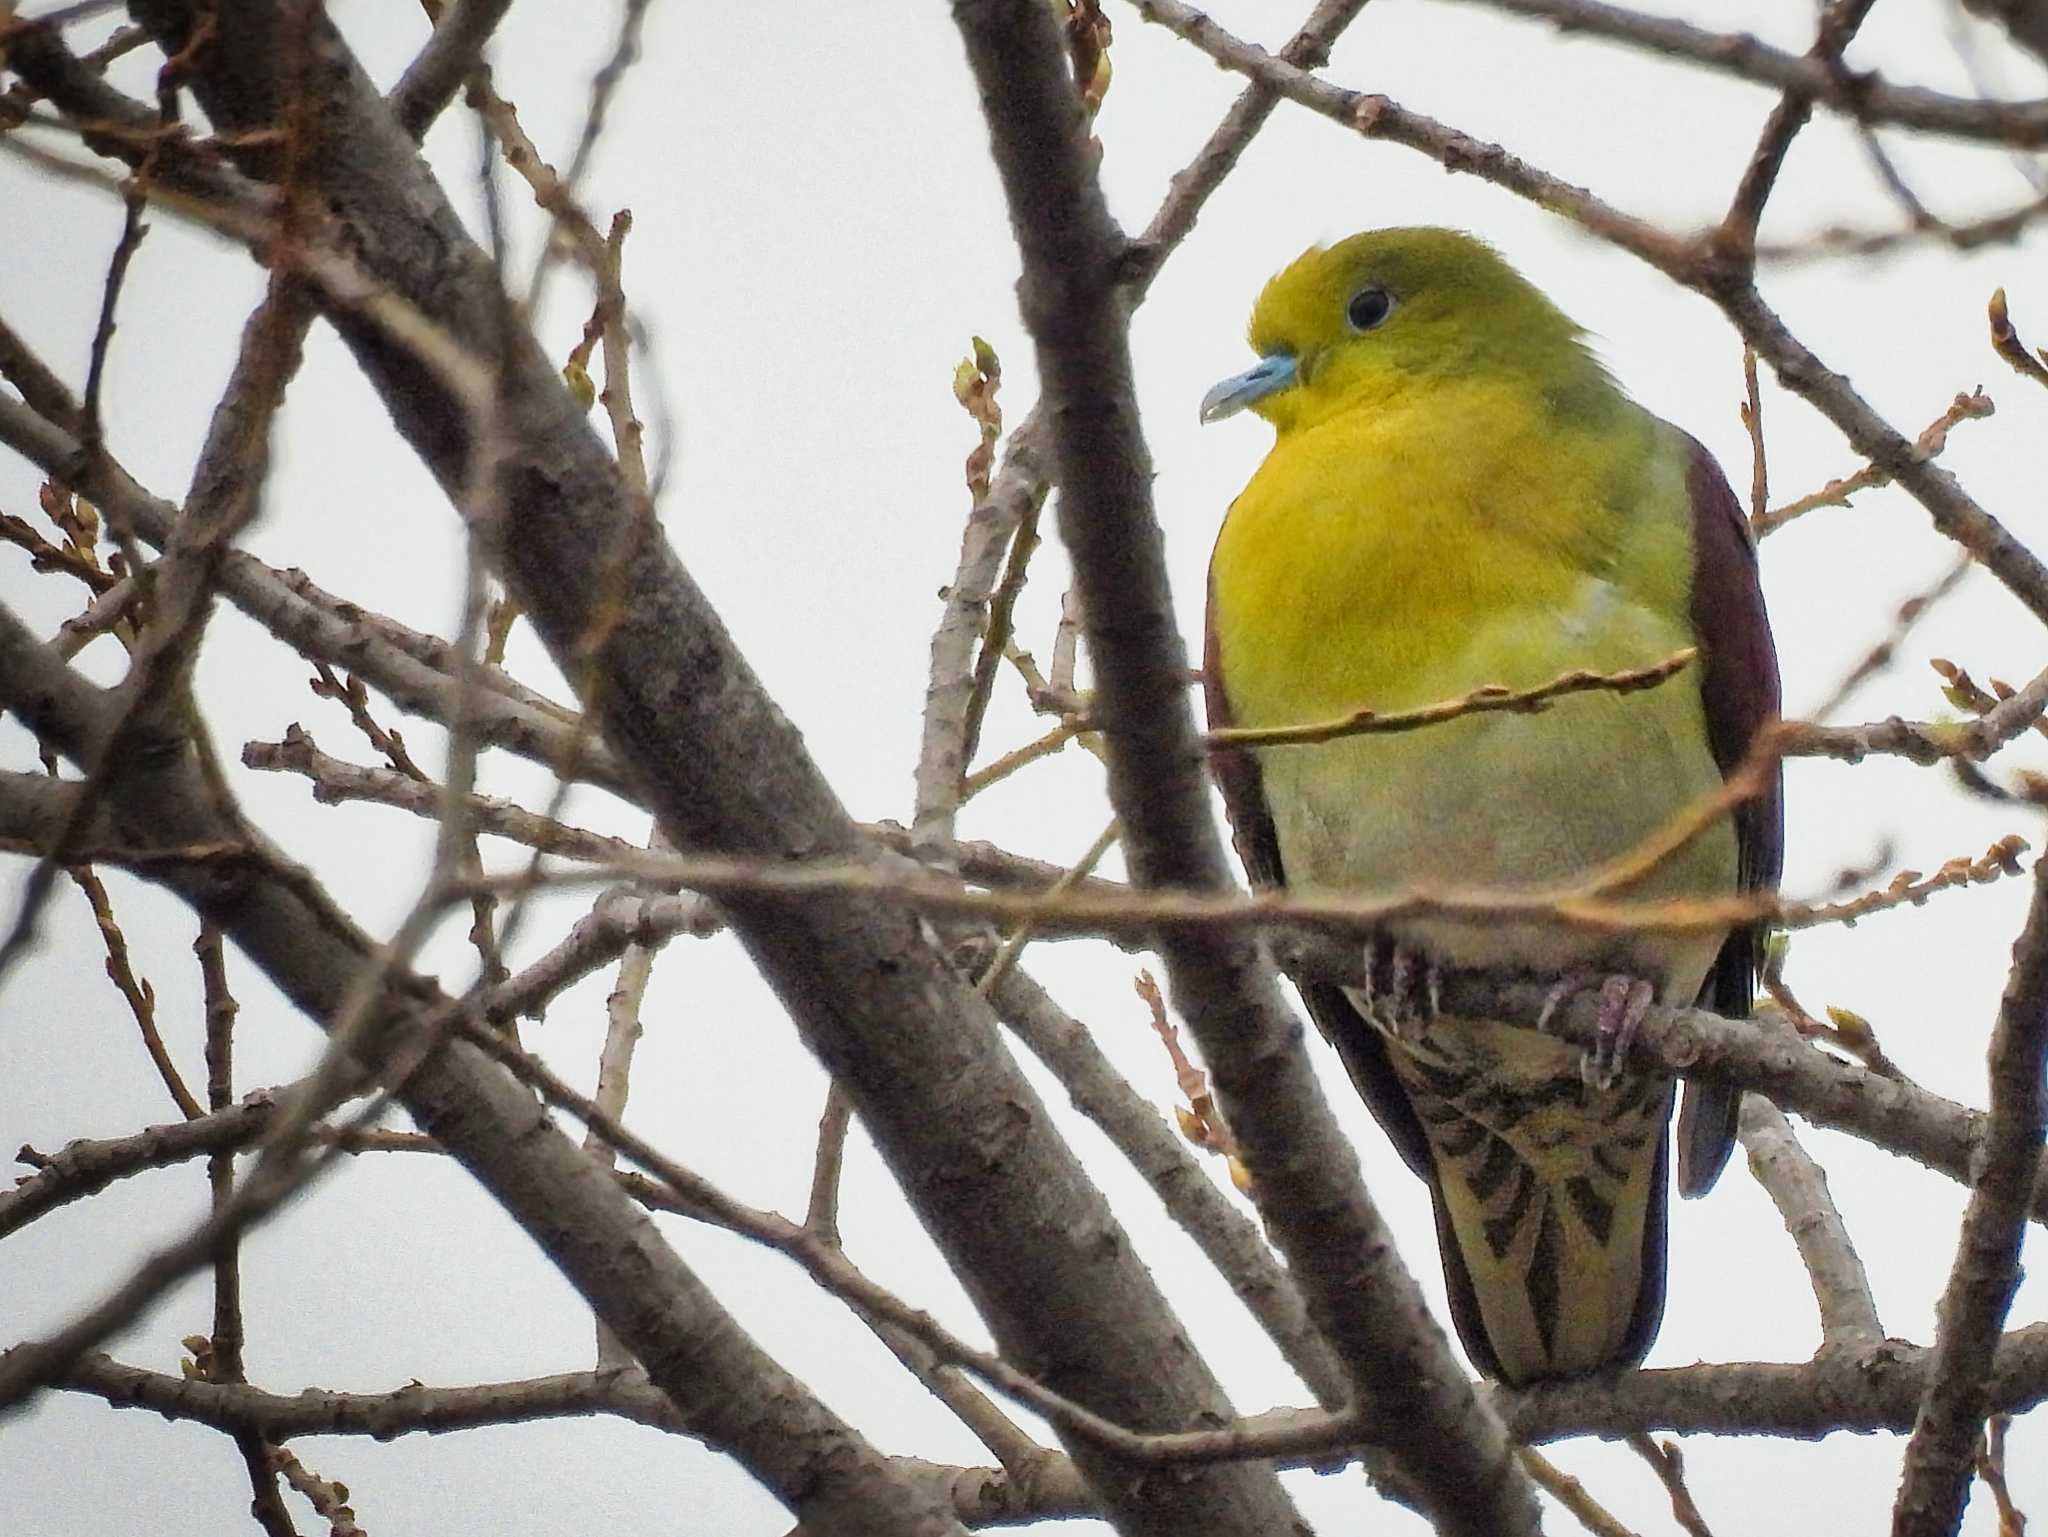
top-left (1395, 1029), bottom-right (1674, 1385)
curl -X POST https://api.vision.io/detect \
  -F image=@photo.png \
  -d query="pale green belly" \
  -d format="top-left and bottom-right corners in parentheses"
top-left (1259, 628), bottom-right (1735, 1000)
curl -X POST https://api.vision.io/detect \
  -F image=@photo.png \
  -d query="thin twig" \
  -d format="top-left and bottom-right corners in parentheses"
top-left (1718, 0), bottom-right (1878, 260)
top-left (975, 817), bottom-right (1119, 996)
top-left (803, 1086), bottom-right (854, 1248)
top-left (1207, 648), bottom-right (1695, 749)
top-left (1626, 1433), bottom-right (1718, 1537)
top-left (270, 1446), bottom-right (366, 1537)
top-left (1790, 836), bottom-right (2031, 931)
top-left (195, 925), bottom-right (299, 1537)
top-left (960, 496), bottom-right (1039, 774)
top-left (1432, 0), bottom-right (2048, 146)
top-left (960, 716), bottom-right (1088, 798)
top-left (1779, 662), bottom-right (2048, 766)
top-left (1755, 390), bottom-right (1994, 536)
top-left (1989, 287), bottom-right (2048, 391)
top-left (1739, 346), bottom-right (1767, 523)
top-left (1976, 1415), bottom-right (2029, 1537)
top-left (70, 864), bottom-right (203, 1119)
top-left (1516, 1446), bottom-right (1643, 1537)
top-left (1760, 191), bottom-right (2048, 263)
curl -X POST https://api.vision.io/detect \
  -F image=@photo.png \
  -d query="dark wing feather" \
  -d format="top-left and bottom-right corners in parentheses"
top-left (1674, 434), bottom-right (1785, 1197)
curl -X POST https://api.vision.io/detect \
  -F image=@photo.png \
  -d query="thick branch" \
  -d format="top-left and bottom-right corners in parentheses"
top-left (73, 8), bottom-right (1299, 1532)
top-left (988, 965), bottom-right (1349, 1408)
top-left (1893, 857), bottom-right (2048, 1537)
top-left (1738, 1096), bottom-right (1882, 1347)
top-left (388, 0), bottom-right (514, 136)
top-left (951, 2), bottom-right (1537, 1532)
top-left (0, 607), bottom-right (959, 1536)
top-left (44, 1327), bottom-right (2048, 1526)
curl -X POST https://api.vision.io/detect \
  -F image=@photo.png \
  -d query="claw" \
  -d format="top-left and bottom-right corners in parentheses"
top-left (1536, 970), bottom-right (1589, 1036)
top-left (1537, 969), bottom-right (1656, 1089)
top-left (1358, 934), bottom-right (1439, 1043)
top-left (1584, 974), bottom-right (1655, 1090)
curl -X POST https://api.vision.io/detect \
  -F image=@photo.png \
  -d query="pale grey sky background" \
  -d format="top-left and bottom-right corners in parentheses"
top-left (3, 0), bottom-right (2047, 1532)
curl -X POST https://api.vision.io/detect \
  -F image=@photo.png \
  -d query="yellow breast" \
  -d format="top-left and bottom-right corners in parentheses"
top-left (1208, 376), bottom-right (1734, 992)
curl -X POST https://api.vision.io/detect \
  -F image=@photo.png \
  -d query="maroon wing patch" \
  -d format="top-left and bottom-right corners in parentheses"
top-left (1675, 433), bottom-right (1785, 1196)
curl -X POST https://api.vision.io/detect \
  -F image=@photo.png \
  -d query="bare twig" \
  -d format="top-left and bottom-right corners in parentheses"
top-left (1718, 0), bottom-right (1878, 259)
top-left (1208, 648), bottom-right (1695, 749)
top-left (974, 817), bottom-right (1118, 996)
top-left (912, 422), bottom-right (1050, 855)
top-left (68, 863), bottom-right (203, 1119)
top-left (192, 925), bottom-right (298, 1537)
top-left (1976, 1415), bottom-right (2029, 1537)
top-left (1893, 856), bottom-right (2048, 1536)
top-left (1626, 1433), bottom-right (1718, 1537)
top-left (1431, 0), bottom-right (2048, 146)
top-left (1739, 1096), bottom-right (1883, 1347)
top-left (803, 1085), bottom-right (854, 1247)
top-left (1759, 192), bottom-right (2048, 263)
top-left (1755, 390), bottom-right (1995, 537)
top-left (1779, 661), bottom-right (2048, 765)
top-left (270, 1446), bottom-right (365, 1537)
top-left (960, 716), bottom-right (1088, 797)
top-left (1989, 287), bottom-right (2048, 391)
top-left (1739, 346), bottom-right (1767, 523)
top-left (1790, 836), bottom-right (2031, 931)
top-left (1516, 1446), bottom-right (1643, 1537)
top-left (960, 494), bottom-right (1038, 775)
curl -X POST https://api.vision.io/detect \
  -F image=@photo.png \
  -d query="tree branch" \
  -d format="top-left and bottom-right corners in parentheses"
top-left (44, 1326), bottom-right (2048, 1526)
top-left (950, 1), bottom-right (1538, 1531)
top-left (388, 0), bottom-right (514, 137)
top-left (0, 606), bottom-right (962, 1537)
top-left (1892, 855), bottom-right (2048, 1537)
top-left (1738, 1096), bottom-right (1882, 1348)
top-left (68, 8), bottom-right (1301, 1532)
top-left (1433, 0), bottom-right (2048, 146)
top-left (1129, 0), bottom-right (2048, 632)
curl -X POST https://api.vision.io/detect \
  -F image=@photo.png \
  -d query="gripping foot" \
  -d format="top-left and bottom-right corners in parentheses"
top-left (1357, 934), bottom-right (1442, 1044)
top-left (1537, 971), bottom-right (1655, 1089)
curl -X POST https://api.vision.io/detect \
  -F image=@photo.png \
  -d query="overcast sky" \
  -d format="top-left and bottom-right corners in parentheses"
top-left (4, 1), bottom-right (2048, 1532)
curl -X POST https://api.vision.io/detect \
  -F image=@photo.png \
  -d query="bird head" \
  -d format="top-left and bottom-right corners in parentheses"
top-left (1200, 227), bottom-right (1592, 433)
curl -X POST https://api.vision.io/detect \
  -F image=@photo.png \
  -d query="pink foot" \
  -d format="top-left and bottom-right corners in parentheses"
top-left (1358, 935), bottom-right (1442, 1044)
top-left (1537, 971), bottom-right (1655, 1089)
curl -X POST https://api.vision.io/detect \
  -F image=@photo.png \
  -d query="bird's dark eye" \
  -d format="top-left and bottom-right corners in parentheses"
top-left (1346, 286), bottom-right (1393, 332)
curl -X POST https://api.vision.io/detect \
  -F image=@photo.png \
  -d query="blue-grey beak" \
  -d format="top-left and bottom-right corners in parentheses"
top-left (1199, 353), bottom-right (1297, 424)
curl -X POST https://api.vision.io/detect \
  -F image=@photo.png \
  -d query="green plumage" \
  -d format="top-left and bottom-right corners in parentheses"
top-left (1202, 229), bottom-right (1782, 1382)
